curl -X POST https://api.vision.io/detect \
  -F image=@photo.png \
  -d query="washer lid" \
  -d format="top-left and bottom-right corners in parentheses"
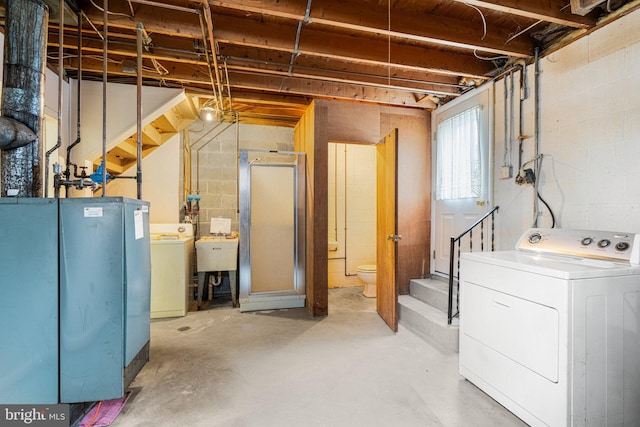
top-left (461, 250), bottom-right (640, 280)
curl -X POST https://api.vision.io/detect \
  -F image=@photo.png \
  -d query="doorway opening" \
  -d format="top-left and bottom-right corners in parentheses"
top-left (327, 142), bottom-right (377, 296)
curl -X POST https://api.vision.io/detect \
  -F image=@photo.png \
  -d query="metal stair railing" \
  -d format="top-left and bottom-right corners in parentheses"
top-left (447, 206), bottom-right (499, 325)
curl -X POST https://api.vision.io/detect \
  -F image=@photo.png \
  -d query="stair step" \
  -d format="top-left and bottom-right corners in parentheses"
top-left (398, 295), bottom-right (459, 353)
top-left (409, 278), bottom-right (457, 314)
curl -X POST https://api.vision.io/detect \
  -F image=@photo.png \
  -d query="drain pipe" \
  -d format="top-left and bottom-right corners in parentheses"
top-left (343, 144), bottom-right (356, 277)
top-left (327, 144), bottom-right (346, 261)
top-left (65, 10), bottom-right (83, 188)
top-left (136, 22), bottom-right (143, 199)
top-left (235, 110), bottom-right (239, 213)
top-left (100, 0), bottom-right (108, 196)
top-left (45, 0), bottom-right (65, 198)
top-left (533, 47), bottom-right (541, 226)
top-left (183, 129), bottom-right (191, 209)
top-left (52, 11), bottom-right (96, 197)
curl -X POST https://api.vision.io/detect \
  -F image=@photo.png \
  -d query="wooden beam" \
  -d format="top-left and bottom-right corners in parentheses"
top-left (209, 0), bottom-right (534, 57)
top-left (47, 32), bottom-right (206, 66)
top-left (239, 115), bottom-right (299, 128)
top-left (96, 153), bottom-right (126, 175)
top-left (81, 4), bottom-right (203, 39)
top-left (226, 64), bottom-right (460, 98)
top-left (450, 0), bottom-right (596, 28)
top-left (226, 70), bottom-right (439, 110)
top-left (226, 90), bottom-right (312, 109)
top-left (109, 145), bottom-right (137, 162)
top-left (79, 7), bottom-right (495, 78)
top-left (153, 110), bottom-right (180, 133)
top-left (141, 124), bottom-right (163, 146)
top-left (213, 15), bottom-right (494, 78)
top-left (70, 57), bottom-right (439, 109)
top-left (218, 45), bottom-right (464, 91)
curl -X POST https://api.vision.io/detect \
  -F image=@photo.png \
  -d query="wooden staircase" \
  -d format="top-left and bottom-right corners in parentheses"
top-left (93, 97), bottom-right (199, 176)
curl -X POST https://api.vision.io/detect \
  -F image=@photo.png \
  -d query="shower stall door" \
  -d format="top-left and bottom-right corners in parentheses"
top-left (239, 150), bottom-right (306, 312)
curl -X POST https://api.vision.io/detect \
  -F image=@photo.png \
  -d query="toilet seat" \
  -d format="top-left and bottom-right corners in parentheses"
top-left (356, 264), bottom-right (376, 272)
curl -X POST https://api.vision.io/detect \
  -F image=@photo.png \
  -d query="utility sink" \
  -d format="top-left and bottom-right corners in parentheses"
top-left (195, 236), bottom-right (239, 272)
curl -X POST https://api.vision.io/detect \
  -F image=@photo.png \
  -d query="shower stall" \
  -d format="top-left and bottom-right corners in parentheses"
top-left (239, 150), bottom-right (306, 312)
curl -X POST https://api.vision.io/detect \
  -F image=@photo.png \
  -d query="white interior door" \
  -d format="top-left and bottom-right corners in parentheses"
top-left (432, 86), bottom-right (493, 276)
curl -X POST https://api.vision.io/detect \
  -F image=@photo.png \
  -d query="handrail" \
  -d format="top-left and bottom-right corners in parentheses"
top-left (447, 205), bottom-right (499, 325)
top-left (452, 206), bottom-right (500, 242)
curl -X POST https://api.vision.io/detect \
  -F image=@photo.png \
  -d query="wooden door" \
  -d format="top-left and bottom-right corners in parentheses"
top-left (376, 129), bottom-right (398, 332)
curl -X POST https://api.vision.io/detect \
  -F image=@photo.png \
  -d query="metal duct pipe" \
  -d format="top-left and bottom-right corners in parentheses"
top-left (0, 0), bottom-right (49, 197)
top-left (136, 22), bottom-right (143, 199)
top-left (45, 0), bottom-right (65, 198)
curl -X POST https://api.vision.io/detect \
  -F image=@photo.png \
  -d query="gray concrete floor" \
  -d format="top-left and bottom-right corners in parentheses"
top-left (113, 287), bottom-right (527, 427)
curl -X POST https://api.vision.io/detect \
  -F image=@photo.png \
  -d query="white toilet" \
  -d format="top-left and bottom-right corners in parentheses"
top-left (356, 264), bottom-right (377, 298)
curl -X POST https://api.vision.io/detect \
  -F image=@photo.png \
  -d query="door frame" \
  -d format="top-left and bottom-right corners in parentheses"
top-left (430, 84), bottom-right (494, 277)
top-left (238, 149), bottom-right (307, 312)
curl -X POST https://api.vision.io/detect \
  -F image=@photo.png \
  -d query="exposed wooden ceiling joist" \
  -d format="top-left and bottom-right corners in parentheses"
top-left (50, 0), bottom-right (628, 126)
top-left (209, 0), bottom-right (534, 57)
top-left (451, 0), bottom-right (597, 27)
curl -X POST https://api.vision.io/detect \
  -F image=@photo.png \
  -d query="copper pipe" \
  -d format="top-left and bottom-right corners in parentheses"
top-left (202, 1), bottom-right (225, 110)
top-left (126, 0), bottom-right (135, 17)
top-left (82, 10), bottom-right (104, 41)
top-left (224, 59), bottom-right (233, 111)
top-left (197, 10), bottom-right (219, 111)
top-left (128, 0), bottom-right (199, 14)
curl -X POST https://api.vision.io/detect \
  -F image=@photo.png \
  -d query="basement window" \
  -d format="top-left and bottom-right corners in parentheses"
top-left (435, 105), bottom-right (482, 200)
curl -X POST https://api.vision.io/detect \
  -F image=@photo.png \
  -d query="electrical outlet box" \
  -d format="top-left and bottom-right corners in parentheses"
top-left (499, 166), bottom-right (513, 179)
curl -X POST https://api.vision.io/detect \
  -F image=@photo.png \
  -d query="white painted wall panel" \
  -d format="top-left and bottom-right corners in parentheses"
top-left (493, 9), bottom-right (640, 249)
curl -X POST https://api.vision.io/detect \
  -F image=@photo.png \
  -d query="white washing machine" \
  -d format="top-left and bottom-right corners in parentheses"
top-left (150, 223), bottom-right (195, 318)
top-left (459, 228), bottom-right (640, 427)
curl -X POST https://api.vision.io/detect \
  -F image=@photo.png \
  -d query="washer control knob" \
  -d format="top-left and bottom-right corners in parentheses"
top-left (597, 239), bottom-right (611, 249)
top-left (528, 232), bottom-right (542, 244)
top-left (615, 241), bottom-right (630, 251)
top-left (581, 237), bottom-right (593, 246)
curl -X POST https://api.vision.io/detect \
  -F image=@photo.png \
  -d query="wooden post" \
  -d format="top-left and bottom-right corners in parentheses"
top-left (1, 0), bottom-right (49, 197)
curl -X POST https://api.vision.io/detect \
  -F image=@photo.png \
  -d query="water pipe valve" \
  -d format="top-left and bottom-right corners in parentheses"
top-left (90, 163), bottom-right (111, 184)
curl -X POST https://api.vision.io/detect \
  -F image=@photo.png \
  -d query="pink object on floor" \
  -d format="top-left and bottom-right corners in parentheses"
top-left (78, 392), bottom-right (131, 427)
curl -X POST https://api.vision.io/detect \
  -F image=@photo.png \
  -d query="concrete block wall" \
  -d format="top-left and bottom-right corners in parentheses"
top-left (493, 9), bottom-right (640, 248)
top-left (188, 121), bottom-right (294, 235)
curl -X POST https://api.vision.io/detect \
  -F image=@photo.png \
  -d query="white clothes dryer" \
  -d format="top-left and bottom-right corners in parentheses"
top-left (459, 228), bottom-right (640, 427)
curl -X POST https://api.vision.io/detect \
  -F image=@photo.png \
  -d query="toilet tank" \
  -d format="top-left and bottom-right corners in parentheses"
top-left (196, 237), bottom-right (239, 272)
